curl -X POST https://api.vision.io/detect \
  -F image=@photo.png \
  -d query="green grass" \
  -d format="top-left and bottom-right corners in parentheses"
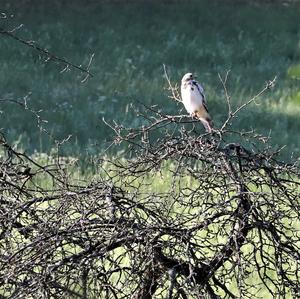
top-left (0, 0), bottom-right (300, 159)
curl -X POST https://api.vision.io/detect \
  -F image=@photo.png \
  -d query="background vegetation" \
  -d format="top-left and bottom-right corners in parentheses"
top-left (1, 0), bottom-right (300, 159)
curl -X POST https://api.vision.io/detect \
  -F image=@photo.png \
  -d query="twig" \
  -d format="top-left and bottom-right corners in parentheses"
top-left (220, 77), bottom-right (276, 131)
top-left (0, 26), bottom-right (94, 78)
top-left (218, 71), bottom-right (231, 118)
top-left (163, 64), bottom-right (181, 102)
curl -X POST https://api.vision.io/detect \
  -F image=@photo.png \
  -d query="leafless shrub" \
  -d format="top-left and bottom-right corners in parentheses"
top-left (0, 66), bottom-right (299, 299)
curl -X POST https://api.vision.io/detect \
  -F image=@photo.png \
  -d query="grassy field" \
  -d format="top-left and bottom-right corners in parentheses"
top-left (0, 0), bottom-right (300, 159)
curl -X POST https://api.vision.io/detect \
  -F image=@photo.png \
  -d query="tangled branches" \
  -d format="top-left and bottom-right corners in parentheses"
top-left (0, 77), bottom-right (299, 298)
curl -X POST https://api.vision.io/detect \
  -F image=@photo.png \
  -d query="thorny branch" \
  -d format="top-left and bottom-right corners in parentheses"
top-left (0, 25), bottom-right (94, 80)
top-left (0, 70), bottom-right (299, 298)
top-left (163, 64), bottom-right (181, 102)
top-left (219, 73), bottom-right (277, 131)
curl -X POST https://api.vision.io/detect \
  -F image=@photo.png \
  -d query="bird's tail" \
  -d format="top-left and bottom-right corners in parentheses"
top-left (194, 110), bottom-right (213, 133)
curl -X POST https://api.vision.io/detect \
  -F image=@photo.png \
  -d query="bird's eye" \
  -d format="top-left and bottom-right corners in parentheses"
top-left (190, 74), bottom-right (193, 78)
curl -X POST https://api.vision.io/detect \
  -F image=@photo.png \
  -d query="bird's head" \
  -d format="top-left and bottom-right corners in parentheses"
top-left (181, 72), bottom-right (195, 83)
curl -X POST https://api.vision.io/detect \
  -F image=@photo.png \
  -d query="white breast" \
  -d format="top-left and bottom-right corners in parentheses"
top-left (181, 83), bottom-right (204, 114)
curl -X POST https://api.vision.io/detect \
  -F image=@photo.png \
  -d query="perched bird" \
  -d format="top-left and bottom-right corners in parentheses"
top-left (180, 72), bottom-right (213, 133)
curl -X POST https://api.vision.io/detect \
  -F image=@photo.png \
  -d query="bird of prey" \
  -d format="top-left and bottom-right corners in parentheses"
top-left (180, 72), bottom-right (213, 133)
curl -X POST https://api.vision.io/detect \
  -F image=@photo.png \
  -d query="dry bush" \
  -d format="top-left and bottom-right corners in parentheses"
top-left (0, 71), bottom-right (299, 298)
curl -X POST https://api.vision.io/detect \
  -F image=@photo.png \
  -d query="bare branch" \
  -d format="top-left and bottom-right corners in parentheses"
top-left (0, 26), bottom-right (94, 79)
top-left (163, 64), bottom-right (182, 102)
top-left (220, 77), bottom-right (277, 131)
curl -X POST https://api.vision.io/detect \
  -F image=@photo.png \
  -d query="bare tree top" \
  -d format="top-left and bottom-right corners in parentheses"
top-left (0, 70), bottom-right (299, 298)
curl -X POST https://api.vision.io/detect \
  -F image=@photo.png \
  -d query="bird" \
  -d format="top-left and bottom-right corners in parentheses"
top-left (180, 72), bottom-right (213, 133)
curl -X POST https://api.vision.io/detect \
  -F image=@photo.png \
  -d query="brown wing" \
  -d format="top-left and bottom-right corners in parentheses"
top-left (194, 108), bottom-right (213, 133)
top-left (203, 101), bottom-right (210, 114)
